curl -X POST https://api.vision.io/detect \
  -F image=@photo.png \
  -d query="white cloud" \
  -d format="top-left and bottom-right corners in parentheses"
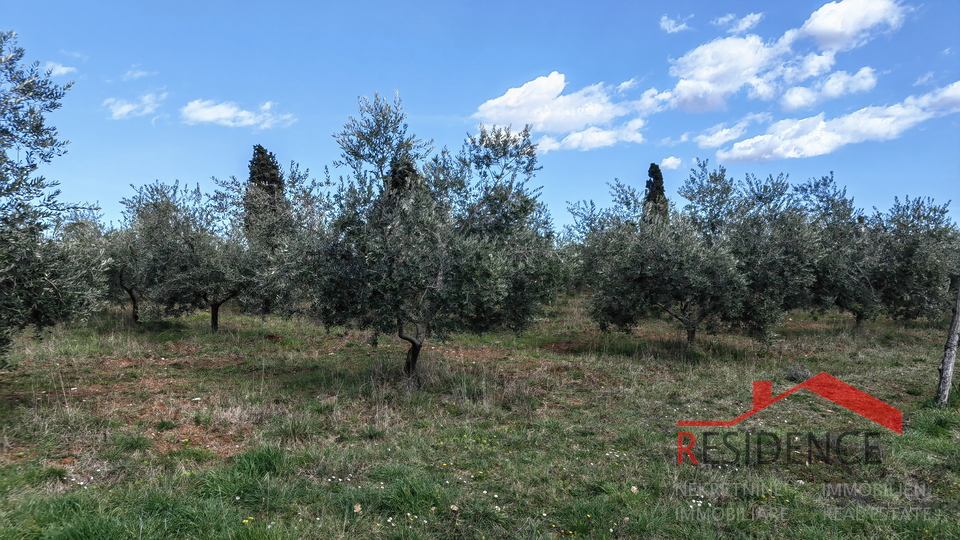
top-left (475, 72), bottom-right (653, 152)
top-left (617, 78), bottom-right (637, 93)
top-left (475, 0), bottom-right (914, 154)
top-left (661, 156), bottom-right (682, 170)
top-left (103, 92), bottom-right (167, 119)
top-left (713, 13), bottom-right (764, 34)
top-left (660, 133), bottom-right (690, 145)
top-left (660, 15), bottom-right (692, 34)
top-left (731, 13), bottom-right (763, 34)
top-left (180, 99), bottom-right (295, 129)
top-left (695, 113), bottom-right (770, 148)
top-left (717, 81), bottom-right (960, 162)
top-left (122, 65), bottom-right (156, 81)
top-left (538, 118), bottom-right (645, 153)
top-left (779, 87), bottom-right (819, 111)
top-left (821, 67), bottom-right (876, 96)
top-left (44, 62), bottom-right (76, 76)
top-left (914, 72), bottom-right (934, 86)
top-left (711, 14), bottom-right (736, 27)
top-left (799, 0), bottom-right (905, 51)
top-left (663, 0), bottom-right (904, 112)
top-left (636, 88), bottom-right (673, 115)
top-left (669, 34), bottom-right (787, 111)
top-left (475, 72), bottom-right (630, 133)
top-left (780, 67), bottom-right (877, 110)
top-left (780, 51), bottom-right (836, 84)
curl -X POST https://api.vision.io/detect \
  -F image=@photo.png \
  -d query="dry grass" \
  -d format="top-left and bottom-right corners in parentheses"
top-left (0, 300), bottom-right (957, 538)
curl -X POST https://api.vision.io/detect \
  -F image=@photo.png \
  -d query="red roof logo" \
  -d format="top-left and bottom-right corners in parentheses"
top-left (677, 372), bottom-right (902, 434)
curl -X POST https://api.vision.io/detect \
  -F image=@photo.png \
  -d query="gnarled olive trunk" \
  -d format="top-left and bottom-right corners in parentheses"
top-left (122, 285), bottom-right (139, 324)
top-left (398, 322), bottom-right (426, 375)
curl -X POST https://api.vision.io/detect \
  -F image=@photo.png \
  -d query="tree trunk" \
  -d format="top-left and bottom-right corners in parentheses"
top-left (936, 287), bottom-right (960, 407)
top-left (398, 322), bottom-right (425, 376)
top-left (124, 286), bottom-right (139, 324)
top-left (210, 302), bottom-right (222, 333)
top-left (686, 325), bottom-right (696, 344)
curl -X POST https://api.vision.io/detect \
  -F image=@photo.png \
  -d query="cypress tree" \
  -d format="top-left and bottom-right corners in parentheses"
top-left (643, 163), bottom-right (668, 221)
top-left (242, 144), bottom-right (285, 249)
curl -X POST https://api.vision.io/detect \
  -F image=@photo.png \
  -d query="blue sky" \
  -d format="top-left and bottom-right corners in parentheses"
top-left (4, 0), bottom-right (958, 227)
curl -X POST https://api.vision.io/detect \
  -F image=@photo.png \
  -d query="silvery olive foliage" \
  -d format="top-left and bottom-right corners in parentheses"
top-left (212, 146), bottom-right (320, 317)
top-left (109, 181), bottom-right (252, 331)
top-left (577, 158), bottom-right (958, 345)
top-left (306, 94), bottom-right (562, 374)
top-left (722, 169), bottom-right (820, 341)
top-left (1, 31), bottom-right (106, 364)
top-left (797, 173), bottom-right (884, 327)
top-left (572, 170), bottom-right (744, 344)
top-left (870, 196), bottom-right (959, 321)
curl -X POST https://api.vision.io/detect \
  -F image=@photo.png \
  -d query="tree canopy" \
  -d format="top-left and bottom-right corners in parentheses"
top-left (307, 95), bottom-right (562, 374)
top-left (1, 31), bottom-right (104, 363)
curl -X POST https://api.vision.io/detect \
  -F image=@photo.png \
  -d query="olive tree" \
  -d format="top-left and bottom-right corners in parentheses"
top-left (213, 152), bottom-right (316, 317)
top-left (678, 160), bottom-right (820, 341)
top-left (796, 174), bottom-right (883, 327)
top-left (567, 177), bottom-right (646, 293)
top-left (308, 94), bottom-right (561, 375)
top-left (574, 173), bottom-right (743, 343)
top-left (727, 172), bottom-right (819, 340)
top-left (111, 181), bottom-right (252, 331)
top-left (450, 125), bottom-right (564, 333)
top-left (1, 31), bottom-right (105, 363)
top-left (871, 196), bottom-right (959, 321)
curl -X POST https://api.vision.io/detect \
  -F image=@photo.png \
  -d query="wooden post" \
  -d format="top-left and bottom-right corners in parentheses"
top-left (936, 287), bottom-right (960, 407)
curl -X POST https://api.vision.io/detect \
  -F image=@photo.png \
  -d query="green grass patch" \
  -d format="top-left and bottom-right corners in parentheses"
top-left (0, 300), bottom-right (957, 538)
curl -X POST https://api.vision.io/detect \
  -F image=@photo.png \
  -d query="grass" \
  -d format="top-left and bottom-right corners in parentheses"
top-left (0, 298), bottom-right (957, 539)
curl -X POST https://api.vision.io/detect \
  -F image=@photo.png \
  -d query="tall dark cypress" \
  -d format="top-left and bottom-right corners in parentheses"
top-left (643, 163), bottom-right (668, 221)
top-left (242, 144), bottom-right (285, 248)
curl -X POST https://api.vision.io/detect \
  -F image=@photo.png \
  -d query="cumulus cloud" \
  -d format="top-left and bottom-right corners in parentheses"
top-left (538, 119), bottom-right (646, 153)
top-left (180, 100), bottom-right (295, 129)
top-left (661, 156), bottom-right (682, 170)
top-left (780, 51), bottom-right (836, 85)
top-left (669, 34), bottom-right (787, 111)
top-left (712, 13), bottom-right (763, 34)
top-left (717, 81), bottom-right (960, 162)
top-left (475, 72), bottom-right (631, 133)
top-left (780, 67), bottom-right (876, 110)
top-left (798, 0), bottom-right (905, 51)
top-left (103, 92), bottom-right (167, 119)
top-left (694, 113), bottom-right (770, 148)
top-left (660, 15), bottom-right (692, 33)
top-left (475, 72), bottom-right (655, 152)
top-left (662, 0), bottom-right (907, 111)
top-left (474, 0), bottom-right (913, 153)
top-left (44, 62), bottom-right (76, 76)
